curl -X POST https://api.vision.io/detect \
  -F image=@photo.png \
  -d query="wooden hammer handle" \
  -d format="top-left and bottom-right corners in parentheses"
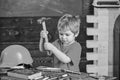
top-left (42, 21), bottom-right (48, 42)
top-left (41, 21), bottom-right (51, 55)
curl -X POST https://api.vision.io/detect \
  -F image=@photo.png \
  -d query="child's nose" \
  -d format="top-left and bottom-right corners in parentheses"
top-left (62, 35), bottom-right (66, 39)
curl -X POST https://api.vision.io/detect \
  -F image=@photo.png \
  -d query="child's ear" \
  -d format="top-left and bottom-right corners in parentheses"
top-left (75, 32), bottom-right (79, 37)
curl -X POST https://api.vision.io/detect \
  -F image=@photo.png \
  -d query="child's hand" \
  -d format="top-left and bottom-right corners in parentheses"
top-left (40, 30), bottom-right (48, 38)
top-left (44, 42), bottom-right (55, 51)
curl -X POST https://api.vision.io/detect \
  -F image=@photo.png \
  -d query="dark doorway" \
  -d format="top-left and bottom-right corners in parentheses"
top-left (113, 15), bottom-right (120, 80)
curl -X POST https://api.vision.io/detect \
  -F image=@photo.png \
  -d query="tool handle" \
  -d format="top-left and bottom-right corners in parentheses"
top-left (42, 21), bottom-right (48, 42)
top-left (41, 21), bottom-right (51, 55)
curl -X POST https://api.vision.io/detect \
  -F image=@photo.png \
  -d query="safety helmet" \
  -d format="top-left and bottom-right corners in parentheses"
top-left (0, 45), bottom-right (33, 68)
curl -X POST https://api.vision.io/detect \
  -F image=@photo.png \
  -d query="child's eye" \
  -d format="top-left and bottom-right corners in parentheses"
top-left (60, 33), bottom-right (63, 36)
top-left (66, 34), bottom-right (69, 36)
top-left (66, 34), bottom-right (70, 36)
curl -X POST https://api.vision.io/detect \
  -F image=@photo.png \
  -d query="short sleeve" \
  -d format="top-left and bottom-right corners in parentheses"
top-left (66, 42), bottom-right (82, 71)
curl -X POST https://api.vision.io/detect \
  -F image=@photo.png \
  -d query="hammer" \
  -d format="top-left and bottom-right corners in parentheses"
top-left (37, 17), bottom-right (51, 42)
top-left (37, 17), bottom-right (51, 55)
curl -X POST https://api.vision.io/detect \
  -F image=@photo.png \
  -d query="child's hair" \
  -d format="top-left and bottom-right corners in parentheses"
top-left (57, 14), bottom-right (81, 35)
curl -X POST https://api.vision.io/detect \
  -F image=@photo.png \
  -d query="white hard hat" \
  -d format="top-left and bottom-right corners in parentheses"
top-left (0, 45), bottom-right (33, 68)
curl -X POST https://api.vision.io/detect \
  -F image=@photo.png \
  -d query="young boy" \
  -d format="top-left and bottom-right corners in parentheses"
top-left (39, 14), bottom-right (82, 73)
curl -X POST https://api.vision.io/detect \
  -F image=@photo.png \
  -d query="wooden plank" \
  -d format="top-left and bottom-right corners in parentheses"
top-left (86, 53), bottom-right (98, 60)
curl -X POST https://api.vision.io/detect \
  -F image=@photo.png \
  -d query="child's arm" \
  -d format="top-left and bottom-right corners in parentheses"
top-left (39, 35), bottom-right (44, 52)
top-left (44, 42), bottom-right (71, 63)
top-left (39, 30), bottom-right (47, 52)
top-left (39, 30), bottom-right (50, 55)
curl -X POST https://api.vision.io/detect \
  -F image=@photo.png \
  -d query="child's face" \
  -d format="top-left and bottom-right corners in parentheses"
top-left (59, 30), bottom-right (76, 46)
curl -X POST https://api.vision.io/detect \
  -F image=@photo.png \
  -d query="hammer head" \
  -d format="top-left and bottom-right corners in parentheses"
top-left (37, 17), bottom-right (51, 24)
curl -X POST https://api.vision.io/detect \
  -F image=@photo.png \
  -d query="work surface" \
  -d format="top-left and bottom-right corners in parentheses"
top-left (0, 67), bottom-right (116, 80)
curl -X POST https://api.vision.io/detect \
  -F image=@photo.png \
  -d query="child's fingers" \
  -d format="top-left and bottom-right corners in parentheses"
top-left (44, 42), bottom-right (55, 51)
top-left (42, 30), bottom-right (48, 34)
top-left (40, 30), bottom-right (48, 38)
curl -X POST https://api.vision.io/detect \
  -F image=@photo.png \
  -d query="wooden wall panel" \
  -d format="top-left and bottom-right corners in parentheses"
top-left (0, 17), bottom-right (59, 67)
